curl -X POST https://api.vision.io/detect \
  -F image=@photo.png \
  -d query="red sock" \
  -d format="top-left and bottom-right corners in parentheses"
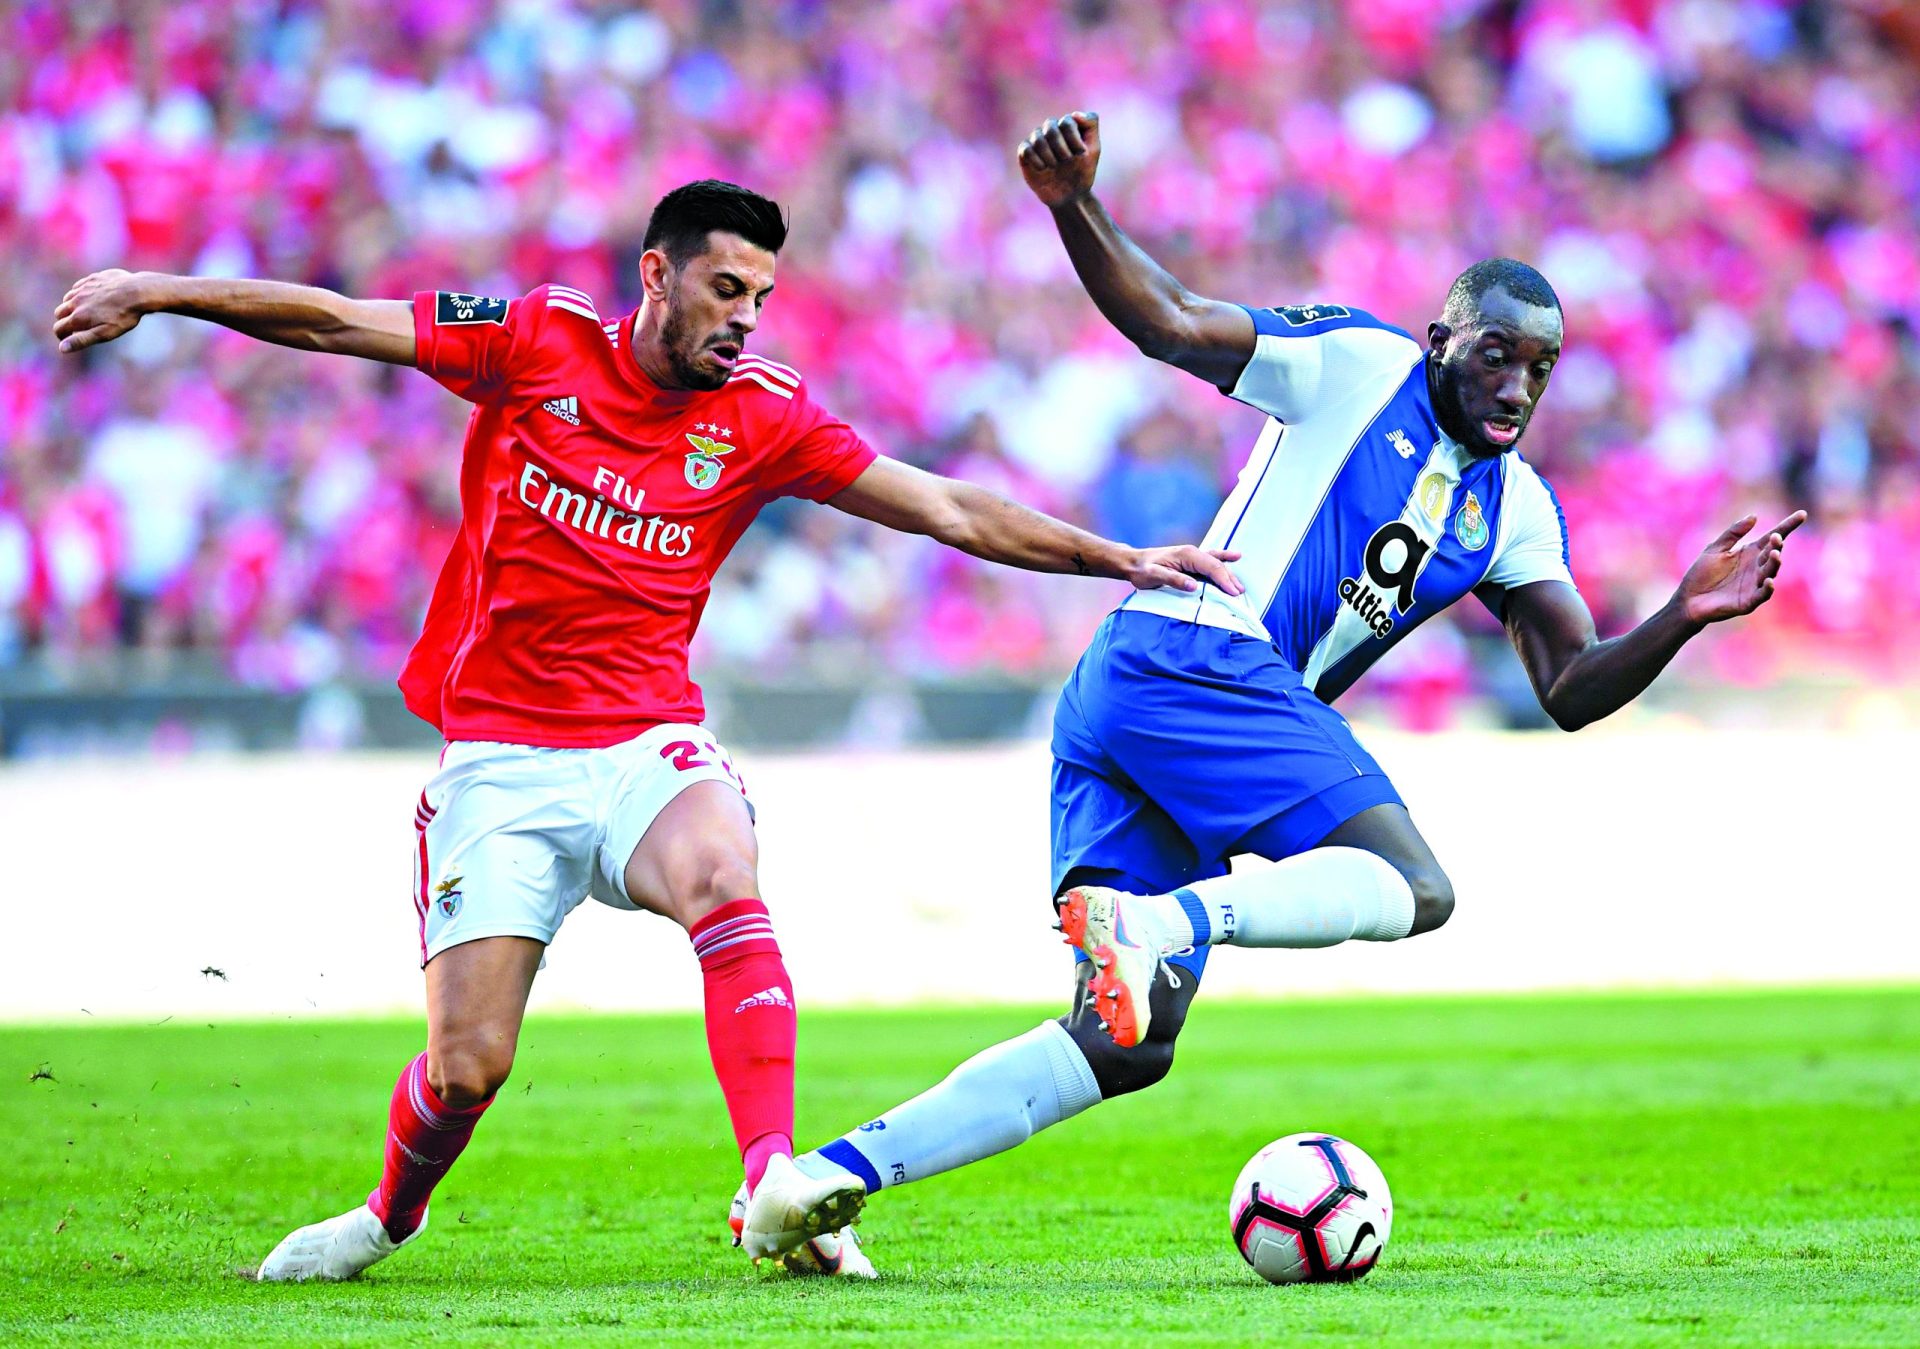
top-left (366, 1052), bottom-right (492, 1241)
top-left (690, 898), bottom-right (795, 1191)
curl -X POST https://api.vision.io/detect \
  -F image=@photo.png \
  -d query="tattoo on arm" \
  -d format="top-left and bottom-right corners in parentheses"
top-left (1073, 552), bottom-right (1092, 577)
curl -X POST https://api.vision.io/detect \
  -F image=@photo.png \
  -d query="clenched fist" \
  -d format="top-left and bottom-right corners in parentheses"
top-left (1017, 111), bottom-right (1101, 208)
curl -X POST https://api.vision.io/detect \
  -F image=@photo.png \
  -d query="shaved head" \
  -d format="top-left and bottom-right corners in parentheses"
top-left (1441, 258), bottom-right (1560, 330)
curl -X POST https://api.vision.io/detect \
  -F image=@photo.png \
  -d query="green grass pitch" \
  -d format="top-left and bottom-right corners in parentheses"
top-left (6, 987), bottom-right (1918, 1346)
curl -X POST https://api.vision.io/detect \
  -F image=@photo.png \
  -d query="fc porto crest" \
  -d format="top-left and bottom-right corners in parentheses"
top-left (1454, 491), bottom-right (1490, 551)
top-left (435, 875), bottom-right (464, 917)
top-left (684, 427), bottom-right (737, 490)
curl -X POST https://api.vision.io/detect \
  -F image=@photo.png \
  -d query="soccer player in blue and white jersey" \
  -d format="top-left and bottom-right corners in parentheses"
top-left (780, 111), bottom-right (1806, 1249)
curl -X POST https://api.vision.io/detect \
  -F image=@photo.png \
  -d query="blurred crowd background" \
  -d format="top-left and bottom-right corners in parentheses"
top-left (2, 0), bottom-right (1917, 737)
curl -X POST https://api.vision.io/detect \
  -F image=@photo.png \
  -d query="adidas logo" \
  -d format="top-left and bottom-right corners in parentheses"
top-left (542, 395), bottom-right (581, 425)
top-left (734, 985), bottom-right (792, 1013)
top-left (389, 1133), bottom-right (449, 1169)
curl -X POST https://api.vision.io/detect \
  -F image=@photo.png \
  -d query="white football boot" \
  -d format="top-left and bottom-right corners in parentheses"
top-left (1056, 885), bottom-right (1181, 1049)
top-left (730, 1182), bottom-right (877, 1278)
top-left (735, 1153), bottom-right (868, 1262)
top-left (256, 1203), bottom-right (425, 1282)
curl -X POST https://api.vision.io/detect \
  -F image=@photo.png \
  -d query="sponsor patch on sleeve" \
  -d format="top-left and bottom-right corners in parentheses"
top-left (435, 292), bottom-right (508, 325)
top-left (1265, 303), bottom-right (1352, 327)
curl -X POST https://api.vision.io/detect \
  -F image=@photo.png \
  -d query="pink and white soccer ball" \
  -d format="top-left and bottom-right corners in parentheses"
top-left (1229, 1133), bottom-right (1392, 1284)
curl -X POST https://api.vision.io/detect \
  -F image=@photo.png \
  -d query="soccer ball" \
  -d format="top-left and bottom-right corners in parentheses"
top-left (1229, 1133), bottom-right (1392, 1284)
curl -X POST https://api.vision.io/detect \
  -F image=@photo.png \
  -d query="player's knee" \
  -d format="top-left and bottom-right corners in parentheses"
top-left (670, 848), bottom-right (760, 928)
top-left (636, 833), bottom-right (759, 931)
top-left (1407, 866), bottom-right (1455, 935)
top-left (427, 1036), bottom-right (514, 1108)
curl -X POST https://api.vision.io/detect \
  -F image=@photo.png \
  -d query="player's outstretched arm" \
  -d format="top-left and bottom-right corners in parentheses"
top-left (1499, 511), bottom-right (1808, 731)
top-left (1018, 112), bottom-right (1254, 388)
top-left (827, 456), bottom-right (1243, 595)
top-left (54, 270), bottom-right (415, 365)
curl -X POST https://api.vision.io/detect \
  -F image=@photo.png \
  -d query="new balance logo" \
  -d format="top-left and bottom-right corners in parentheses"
top-left (542, 395), bottom-right (581, 425)
top-left (734, 985), bottom-right (792, 1013)
top-left (1385, 428), bottom-right (1416, 459)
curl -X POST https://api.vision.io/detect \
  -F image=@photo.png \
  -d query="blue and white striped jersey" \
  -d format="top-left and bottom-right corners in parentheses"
top-left (1123, 304), bottom-right (1575, 702)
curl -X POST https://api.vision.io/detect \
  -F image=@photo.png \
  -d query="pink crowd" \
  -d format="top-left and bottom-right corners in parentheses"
top-left (2, 0), bottom-right (1917, 724)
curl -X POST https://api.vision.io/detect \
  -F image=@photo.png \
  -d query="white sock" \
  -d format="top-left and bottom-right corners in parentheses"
top-left (1157, 846), bottom-right (1416, 948)
top-left (799, 1021), bottom-right (1100, 1192)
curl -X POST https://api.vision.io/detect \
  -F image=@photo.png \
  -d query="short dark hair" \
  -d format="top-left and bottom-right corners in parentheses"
top-left (1442, 258), bottom-right (1560, 327)
top-left (642, 180), bottom-right (788, 266)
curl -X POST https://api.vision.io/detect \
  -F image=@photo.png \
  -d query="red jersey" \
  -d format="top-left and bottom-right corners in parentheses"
top-left (399, 285), bottom-right (877, 747)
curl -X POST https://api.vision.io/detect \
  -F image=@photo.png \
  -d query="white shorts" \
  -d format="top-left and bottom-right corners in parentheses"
top-left (410, 723), bottom-right (750, 966)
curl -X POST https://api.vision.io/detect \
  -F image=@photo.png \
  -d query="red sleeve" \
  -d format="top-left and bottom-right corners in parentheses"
top-left (760, 385), bottom-right (878, 502)
top-left (412, 288), bottom-right (537, 402)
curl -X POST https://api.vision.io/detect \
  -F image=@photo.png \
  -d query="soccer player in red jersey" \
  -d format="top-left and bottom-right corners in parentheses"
top-left (53, 180), bottom-right (1242, 1281)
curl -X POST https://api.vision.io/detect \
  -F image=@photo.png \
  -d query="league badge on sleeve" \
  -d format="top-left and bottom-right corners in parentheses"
top-left (1454, 491), bottom-right (1490, 551)
top-left (1266, 303), bottom-right (1352, 327)
top-left (435, 292), bottom-right (508, 325)
top-left (684, 429), bottom-right (737, 490)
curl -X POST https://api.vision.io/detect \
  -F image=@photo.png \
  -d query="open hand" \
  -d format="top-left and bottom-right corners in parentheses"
top-left (1123, 546), bottom-right (1244, 596)
top-left (54, 269), bottom-right (152, 354)
top-left (1017, 111), bottom-right (1101, 208)
top-left (1678, 511), bottom-right (1808, 626)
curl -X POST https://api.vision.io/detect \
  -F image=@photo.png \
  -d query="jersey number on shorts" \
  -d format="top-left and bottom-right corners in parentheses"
top-left (660, 739), bottom-right (745, 792)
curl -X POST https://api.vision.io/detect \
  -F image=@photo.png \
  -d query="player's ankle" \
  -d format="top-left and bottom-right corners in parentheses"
top-left (1143, 890), bottom-right (1200, 951)
top-left (791, 1150), bottom-right (853, 1183)
top-left (743, 1132), bottom-right (792, 1192)
top-left (367, 1189), bottom-right (424, 1244)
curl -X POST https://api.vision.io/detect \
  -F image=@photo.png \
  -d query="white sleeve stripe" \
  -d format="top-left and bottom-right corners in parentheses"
top-left (546, 298), bottom-right (598, 320)
top-left (736, 354), bottom-right (800, 383)
top-left (735, 367), bottom-right (800, 390)
top-left (1491, 455), bottom-right (1520, 566)
top-left (547, 284), bottom-right (596, 307)
top-left (1482, 457), bottom-right (1575, 591)
top-left (727, 370), bottom-right (795, 399)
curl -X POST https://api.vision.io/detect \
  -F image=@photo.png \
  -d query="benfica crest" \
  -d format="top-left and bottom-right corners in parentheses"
top-left (684, 431), bottom-right (737, 490)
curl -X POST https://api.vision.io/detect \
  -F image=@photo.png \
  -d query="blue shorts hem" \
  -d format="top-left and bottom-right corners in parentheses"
top-left (1237, 773), bottom-right (1404, 860)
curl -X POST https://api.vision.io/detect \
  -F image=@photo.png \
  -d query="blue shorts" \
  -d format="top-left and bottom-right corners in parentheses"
top-left (1051, 610), bottom-right (1402, 977)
